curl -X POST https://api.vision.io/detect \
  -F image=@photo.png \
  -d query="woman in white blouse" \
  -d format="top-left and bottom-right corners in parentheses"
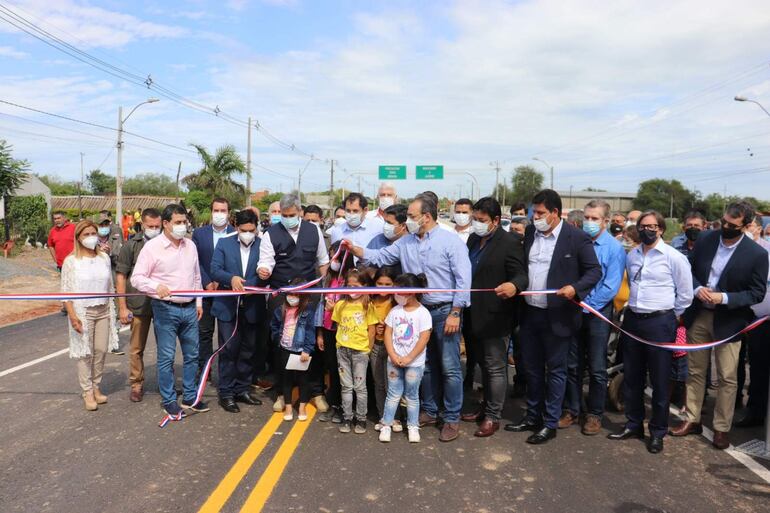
top-left (61, 220), bottom-right (119, 411)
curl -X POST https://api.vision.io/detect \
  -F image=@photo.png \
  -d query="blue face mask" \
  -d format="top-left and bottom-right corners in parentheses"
top-left (583, 221), bottom-right (601, 238)
top-left (281, 215), bottom-right (300, 230)
top-left (765, 235), bottom-right (770, 243)
top-left (98, 227), bottom-right (111, 237)
top-left (270, 214), bottom-right (281, 225)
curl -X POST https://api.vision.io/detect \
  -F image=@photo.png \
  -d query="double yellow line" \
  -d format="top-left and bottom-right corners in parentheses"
top-left (198, 405), bottom-right (317, 513)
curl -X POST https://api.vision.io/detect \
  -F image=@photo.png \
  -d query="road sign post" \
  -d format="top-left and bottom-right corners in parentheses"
top-left (378, 165), bottom-right (407, 180)
top-left (416, 165), bottom-right (444, 179)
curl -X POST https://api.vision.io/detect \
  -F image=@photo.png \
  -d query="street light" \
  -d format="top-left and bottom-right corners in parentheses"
top-left (532, 157), bottom-right (554, 189)
top-left (116, 98), bottom-right (159, 225)
top-left (734, 95), bottom-right (770, 118)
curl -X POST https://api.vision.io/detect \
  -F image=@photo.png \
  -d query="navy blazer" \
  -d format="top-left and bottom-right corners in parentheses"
top-left (210, 236), bottom-right (265, 323)
top-left (523, 222), bottom-right (602, 337)
top-left (683, 230), bottom-right (768, 341)
top-left (192, 224), bottom-right (236, 288)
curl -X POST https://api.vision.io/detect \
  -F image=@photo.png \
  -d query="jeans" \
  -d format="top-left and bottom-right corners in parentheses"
top-left (382, 361), bottom-right (424, 428)
top-left (337, 346), bottom-right (369, 421)
top-left (565, 307), bottom-right (611, 418)
top-left (420, 304), bottom-right (463, 423)
top-left (369, 342), bottom-right (388, 419)
top-left (217, 312), bottom-right (257, 398)
top-left (197, 298), bottom-right (215, 372)
top-left (151, 300), bottom-right (200, 405)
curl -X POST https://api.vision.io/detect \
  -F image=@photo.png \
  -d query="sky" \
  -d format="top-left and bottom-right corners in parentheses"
top-left (1, 0), bottom-right (770, 201)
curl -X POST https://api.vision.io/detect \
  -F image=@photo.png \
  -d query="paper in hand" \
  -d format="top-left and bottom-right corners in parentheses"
top-left (285, 353), bottom-right (311, 371)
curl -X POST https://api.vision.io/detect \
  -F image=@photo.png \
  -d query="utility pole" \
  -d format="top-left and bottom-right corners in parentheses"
top-left (175, 161), bottom-right (182, 203)
top-left (329, 159), bottom-right (336, 206)
top-left (246, 116), bottom-right (252, 206)
top-left (297, 169), bottom-right (302, 198)
top-left (78, 152), bottom-right (84, 220)
top-left (357, 175), bottom-right (361, 193)
top-left (490, 161), bottom-right (501, 202)
top-left (669, 191), bottom-right (674, 218)
top-left (116, 106), bottom-right (123, 223)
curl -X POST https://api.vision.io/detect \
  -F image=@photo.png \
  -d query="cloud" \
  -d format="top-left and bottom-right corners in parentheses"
top-left (0, 45), bottom-right (27, 58)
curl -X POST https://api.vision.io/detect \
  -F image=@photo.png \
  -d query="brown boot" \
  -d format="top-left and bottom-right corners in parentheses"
top-left (83, 391), bottom-right (98, 411)
top-left (129, 385), bottom-right (144, 403)
top-left (669, 421), bottom-right (702, 437)
top-left (582, 415), bottom-right (602, 436)
top-left (712, 430), bottom-right (730, 450)
top-left (93, 386), bottom-right (108, 404)
top-left (558, 411), bottom-right (577, 429)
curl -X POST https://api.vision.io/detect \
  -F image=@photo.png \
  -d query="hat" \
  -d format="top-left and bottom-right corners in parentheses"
top-left (98, 219), bottom-right (111, 226)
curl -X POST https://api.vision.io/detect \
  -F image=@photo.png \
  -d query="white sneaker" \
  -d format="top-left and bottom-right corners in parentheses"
top-left (379, 426), bottom-right (392, 443)
top-left (408, 426), bottom-right (420, 443)
top-left (272, 396), bottom-right (285, 412)
top-left (312, 395), bottom-right (329, 413)
top-left (374, 422), bottom-right (383, 431)
top-left (392, 420), bottom-right (403, 433)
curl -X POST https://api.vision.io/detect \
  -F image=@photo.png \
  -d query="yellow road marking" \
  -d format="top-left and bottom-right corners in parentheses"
top-left (198, 412), bottom-right (284, 513)
top-left (238, 405), bottom-right (317, 512)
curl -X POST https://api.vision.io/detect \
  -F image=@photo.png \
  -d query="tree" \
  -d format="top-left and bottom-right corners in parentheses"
top-left (0, 140), bottom-right (29, 199)
top-left (253, 192), bottom-right (283, 213)
top-left (510, 165), bottom-right (544, 204)
top-left (37, 174), bottom-right (82, 195)
top-left (184, 189), bottom-right (212, 215)
top-left (87, 169), bottom-right (116, 195)
top-left (183, 143), bottom-right (246, 209)
top-left (123, 172), bottom-right (177, 196)
top-left (633, 179), bottom-right (697, 219)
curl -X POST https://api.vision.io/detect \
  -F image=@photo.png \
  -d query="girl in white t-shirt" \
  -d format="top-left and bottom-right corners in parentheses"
top-left (380, 273), bottom-right (433, 443)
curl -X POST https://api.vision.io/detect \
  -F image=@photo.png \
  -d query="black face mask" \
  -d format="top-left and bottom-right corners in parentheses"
top-left (639, 229), bottom-right (658, 246)
top-left (684, 227), bottom-right (701, 242)
top-left (721, 227), bottom-right (742, 240)
top-left (609, 223), bottom-right (623, 236)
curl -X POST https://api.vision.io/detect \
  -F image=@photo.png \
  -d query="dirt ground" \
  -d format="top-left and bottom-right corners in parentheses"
top-left (0, 246), bottom-right (63, 327)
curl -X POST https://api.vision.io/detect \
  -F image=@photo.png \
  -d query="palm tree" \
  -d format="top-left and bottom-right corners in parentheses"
top-left (184, 143), bottom-right (248, 208)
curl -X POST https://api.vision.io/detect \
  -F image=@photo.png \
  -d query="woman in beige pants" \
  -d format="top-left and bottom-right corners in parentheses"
top-left (61, 220), bottom-right (119, 411)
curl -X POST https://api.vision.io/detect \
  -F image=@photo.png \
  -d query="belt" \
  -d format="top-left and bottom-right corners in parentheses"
top-left (153, 299), bottom-right (195, 308)
top-left (423, 301), bottom-right (452, 311)
top-left (628, 309), bottom-right (673, 319)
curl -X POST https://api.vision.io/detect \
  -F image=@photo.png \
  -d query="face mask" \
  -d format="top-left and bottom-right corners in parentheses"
top-left (345, 212), bottom-right (362, 228)
top-left (639, 229), bottom-right (658, 246)
top-left (622, 238), bottom-right (633, 249)
top-left (349, 293), bottom-right (361, 299)
top-left (330, 260), bottom-right (341, 272)
top-left (685, 227), bottom-right (701, 242)
top-left (533, 216), bottom-right (551, 232)
top-left (97, 227), bottom-right (110, 237)
top-left (171, 223), bottom-right (188, 240)
top-left (379, 196), bottom-right (395, 210)
top-left (721, 226), bottom-right (742, 240)
top-left (625, 220), bottom-right (635, 227)
top-left (472, 220), bottom-right (491, 237)
top-left (406, 216), bottom-right (422, 235)
top-left (582, 221), bottom-right (601, 238)
top-left (454, 212), bottom-right (471, 227)
top-left (238, 231), bottom-right (256, 245)
top-left (81, 235), bottom-right (98, 250)
top-left (764, 235), bottom-right (770, 242)
top-left (394, 294), bottom-right (408, 306)
top-left (144, 228), bottom-right (160, 239)
top-left (281, 215), bottom-right (299, 230)
top-left (383, 223), bottom-right (400, 241)
top-left (333, 217), bottom-right (346, 227)
top-left (609, 223), bottom-right (624, 236)
top-left (212, 212), bottom-right (228, 227)
top-left (286, 295), bottom-right (300, 307)
top-left (270, 214), bottom-right (282, 225)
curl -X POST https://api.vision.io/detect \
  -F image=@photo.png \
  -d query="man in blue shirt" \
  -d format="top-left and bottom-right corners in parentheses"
top-left (562, 199), bottom-right (626, 435)
top-left (348, 194), bottom-right (472, 442)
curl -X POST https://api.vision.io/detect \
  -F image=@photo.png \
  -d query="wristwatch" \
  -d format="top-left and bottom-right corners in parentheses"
top-left (449, 310), bottom-right (461, 318)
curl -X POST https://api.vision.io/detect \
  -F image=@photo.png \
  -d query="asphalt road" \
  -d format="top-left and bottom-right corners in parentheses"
top-left (1, 313), bottom-right (769, 513)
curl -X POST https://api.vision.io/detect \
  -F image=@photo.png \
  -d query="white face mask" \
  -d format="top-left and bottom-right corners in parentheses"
top-left (379, 196), bottom-right (395, 210)
top-left (330, 260), bottom-right (341, 272)
top-left (286, 295), bottom-right (300, 307)
top-left (239, 231), bottom-right (256, 245)
top-left (212, 212), bottom-right (228, 227)
top-left (406, 216), bottom-right (422, 235)
top-left (454, 212), bottom-right (471, 227)
top-left (345, 212), bottom-right (363, 228)
top-left (533, 216), bottom-right (551, 232)
top-left (349, 293), bottom-right (362, 299)
top-left (472, 220), bottom-right (491, 237)
top-left (333, 217), bottom-right (346, 227)
top-left (81, 235), bottom-right (98, 250)
top-left (394, 294), bottom-right (408, 306)
top-left (144, 228), bottom-right (160, 239)
top-left (383, 223), bottom-right (400, 241)
top-left (171, 223), bottom-right (188, 240)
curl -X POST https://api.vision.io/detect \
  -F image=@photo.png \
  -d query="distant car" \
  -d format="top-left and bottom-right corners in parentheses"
top-left (439, 212), bottom-right (450, 219)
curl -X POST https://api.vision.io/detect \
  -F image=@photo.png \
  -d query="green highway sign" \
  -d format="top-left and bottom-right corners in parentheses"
top-left (416, 165), bottom-right (444, 179)
top-left (378, 165), bottom-right (407, 180)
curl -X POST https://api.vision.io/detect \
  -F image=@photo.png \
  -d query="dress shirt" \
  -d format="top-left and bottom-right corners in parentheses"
top-left (584, 229), bottom-right (626, 311)
top-left (364, 209), bottom-right (386, 235)
top-left (626, 238), bottom-right (693, 316)
top-left (130, 233), bottom-right (203, 306)
top-left (366, 233), bottom-right (393, 251)
top-left (240, 240), bottom-right (254, 276)
top-left (257, 220), bottom-right (329, 273)
top-left (454, 225), bottom-right (472, 244)
top-left (525, 221), bottom-right (563, 309)
top-left (696, 235), bottom-right (743, 306)
top-left (330, 218), bottom-right (379, 254)
top-left (212, 225), bottom-right (229, 249)
top-left (363, 223), bottom-right (472, 308)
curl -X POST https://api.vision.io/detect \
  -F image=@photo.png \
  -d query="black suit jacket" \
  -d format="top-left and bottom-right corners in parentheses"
top-left (523, 222), bottom-right (602, 337)
top-left (465, 228), bottom-right (528, 339)
top-left (683, 230), bottom-right (768, 341)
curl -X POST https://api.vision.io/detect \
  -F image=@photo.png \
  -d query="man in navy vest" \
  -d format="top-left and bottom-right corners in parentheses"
top-left (192, 197), bottom-right (236, 378)
top-left (210, 209), bottom-right (265, 412)
top-left (258, 194), bottom-right (330, 412)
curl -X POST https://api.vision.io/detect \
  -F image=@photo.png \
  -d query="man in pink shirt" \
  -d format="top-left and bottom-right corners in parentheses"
top-left (131, 204), bottom-right (208, 417)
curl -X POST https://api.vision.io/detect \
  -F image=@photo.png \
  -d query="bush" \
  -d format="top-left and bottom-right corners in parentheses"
top-left (8, 194), bottom-right (48, 244)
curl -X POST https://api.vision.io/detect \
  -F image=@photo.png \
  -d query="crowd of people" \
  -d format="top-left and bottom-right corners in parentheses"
top-left (47, 182), bottom-right (770, 454)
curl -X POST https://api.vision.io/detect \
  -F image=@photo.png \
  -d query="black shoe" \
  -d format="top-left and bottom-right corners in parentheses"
top-left (331, 406), bottom-right (343, 424)
top-left (219, 397), bottom-right (240, 413)
top-left (647, 435), bottom-right (664, 454)
top-left (526, 427), bottom-right (557, 445)
top-left (234, 391), bottom-right (263, 406)
top-left (504, 418), bottom-right (542, 432)
top-left (607, 427), bottom-right (645, 441)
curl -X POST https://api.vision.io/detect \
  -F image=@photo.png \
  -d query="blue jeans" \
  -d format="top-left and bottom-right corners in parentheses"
top-left (420, 304), bottom-right (463, 423)
top-left (382, 362), bottom-right (424, 428)
top-left (151, 300), bottom-right (200, 405)
top-left (565, 307), bottom-right (612, 418)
